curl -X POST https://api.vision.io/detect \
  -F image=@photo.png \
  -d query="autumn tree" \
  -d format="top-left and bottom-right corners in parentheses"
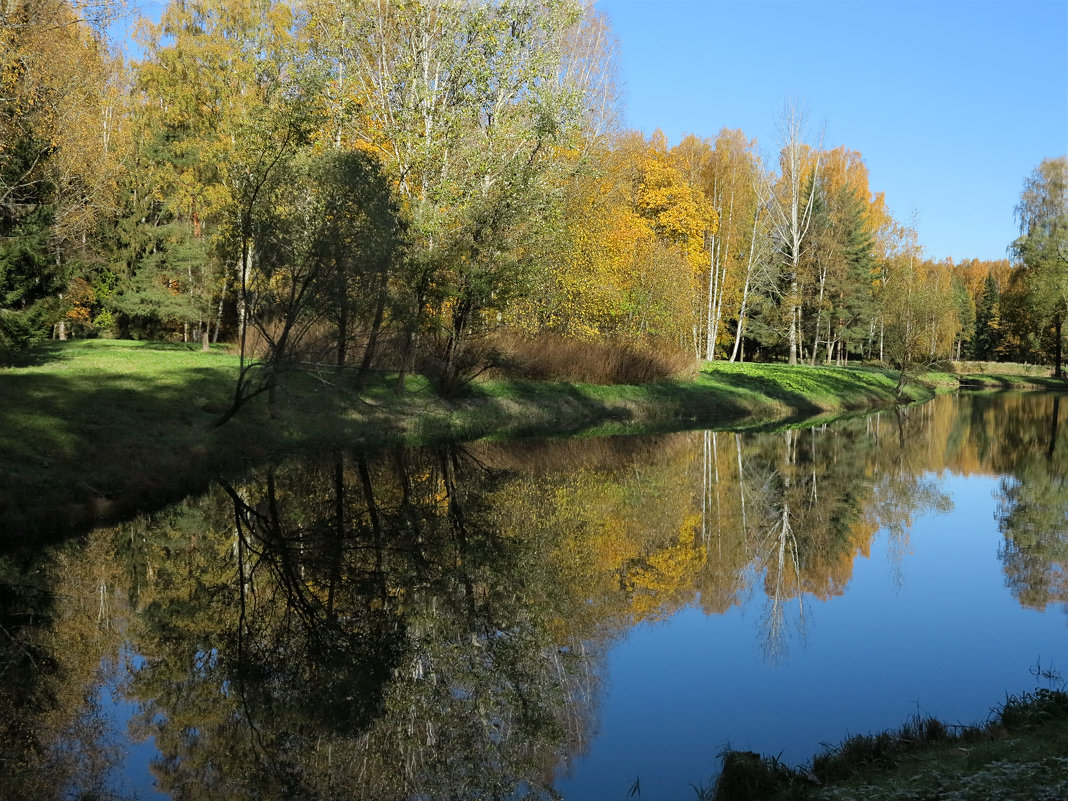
top-left (765, 101), bottom-right (822, 365)
top-left (0, 0), bottom-right (124, 353)
top-left (672, 130), bottom-right (761, 360)
top-left (799, 147), bottom-right (884, 364)
top-left (128, 0), bottom-right (311, 353)
top-left (880, 223), bottom-right (962, 387)
top-left (307, 0), bottom-right (603, 391)
top-left (1013, 156), bottom-right (1068, 377)
top-left (228, 149), bottom-right (405, 417)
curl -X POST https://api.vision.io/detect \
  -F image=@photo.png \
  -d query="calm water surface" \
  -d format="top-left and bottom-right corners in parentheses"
top-left (2, 392), bottom-right (1066, 800)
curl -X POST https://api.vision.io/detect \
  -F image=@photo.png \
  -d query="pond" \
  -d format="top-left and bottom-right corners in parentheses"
top-left (1, 391), bottom-right (1066, 800)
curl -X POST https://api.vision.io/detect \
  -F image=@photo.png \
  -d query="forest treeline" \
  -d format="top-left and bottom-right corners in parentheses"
top-left (2, 0), bottom-right (1066, 393)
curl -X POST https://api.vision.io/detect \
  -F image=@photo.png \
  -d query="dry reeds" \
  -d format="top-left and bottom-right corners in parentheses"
top-left (485, 331), bottom-right (697, 385)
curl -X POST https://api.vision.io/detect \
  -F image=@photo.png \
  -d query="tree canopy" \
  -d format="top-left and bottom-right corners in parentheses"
top-left (1, 0), bottom-right (1063, 386)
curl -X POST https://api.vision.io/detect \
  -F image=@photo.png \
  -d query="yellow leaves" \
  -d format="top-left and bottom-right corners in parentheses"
top-left (64, 278), bottom-right (97, 324)
top-left (625, 521), bottom-right (706, 623)
top-left (633, 144), bottom-right (717, 269)
top-left (0, 0), bottom-right (122, 242)
top-left (516, 132), bottom-right (719, 342)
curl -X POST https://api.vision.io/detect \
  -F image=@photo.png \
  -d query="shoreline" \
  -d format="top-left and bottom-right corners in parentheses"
top-left (709, 687), bottom-right (1068, 800)
top-left (2, 340), bottom-right (1065, 541)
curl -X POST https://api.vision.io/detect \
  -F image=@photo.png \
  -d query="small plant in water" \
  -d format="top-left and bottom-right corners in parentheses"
top-left (1030, 657), bottom-right (1064, 689)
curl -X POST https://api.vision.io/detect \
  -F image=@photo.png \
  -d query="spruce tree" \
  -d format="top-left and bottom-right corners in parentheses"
top-left (973, 273), bottom-right (1001, 361)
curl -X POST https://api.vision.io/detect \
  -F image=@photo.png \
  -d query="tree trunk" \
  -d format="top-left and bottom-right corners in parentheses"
top-left (1055, 316), bottom-right (1063, 379)
top-left (730, 204), bottom-right (763, 363)
top-left (356, 276), bottom-right (388, 388)
top-left (336, 298), bottom-right (349, 369)
top-left (1048, 395), bottom-right (1060, 460)
top-left (709, 186), bottom-right (735, 360)
top-left (439, 299), bottom-right (470, 394)
top-left (213, 275), bottom-right (227, 344)
top-left (236, 258), bottom-right (247, 343)
top-left (788, 277), bottom-right (799, 365)
top-left (810, 262), bottom-right (827, 366)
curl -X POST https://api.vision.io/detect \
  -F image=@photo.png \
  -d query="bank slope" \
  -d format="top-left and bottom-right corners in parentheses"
top-left (3, 340), bottom-right (1063, 540)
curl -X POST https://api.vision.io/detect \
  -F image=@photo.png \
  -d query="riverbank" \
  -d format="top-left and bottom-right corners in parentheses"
top-left (2, 339), bottom-right (1065, 540)
top-left (709, 687), bottom-right (1068, 801)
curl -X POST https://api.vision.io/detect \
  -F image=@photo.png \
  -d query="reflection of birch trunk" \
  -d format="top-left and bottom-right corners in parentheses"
top-left (762, 490), bottom-right (793, 664)
top-left (701, 430), bottom-right (709, 548)
top-left (441, 450), bottom-right (478, 622)
top-left (712, 432), bottom-right (722, 533)
top-left (810, 427), bottom-right (818, 505)
top-left (327, 452), bottom-right (345, 617)
top-left (760, 430), bottom-right (806, 663)
top-left (1049, 395), bottom-right (1061, 461)
top-left (735, 433), bottom-right (748, 555)
top-left (701, 431), bottom-right (722, 554)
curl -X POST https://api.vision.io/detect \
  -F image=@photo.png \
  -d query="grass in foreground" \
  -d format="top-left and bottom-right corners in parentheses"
top-left (705, 688), bottom-right (1068, 801)
top-left (2, 339), bottom-right (1064, 541)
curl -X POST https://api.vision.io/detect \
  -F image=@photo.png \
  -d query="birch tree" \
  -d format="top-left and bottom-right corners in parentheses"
top-left (764, 101), bottom-right (822, 365)
top-left (309, 0), bottom-right (595, 391)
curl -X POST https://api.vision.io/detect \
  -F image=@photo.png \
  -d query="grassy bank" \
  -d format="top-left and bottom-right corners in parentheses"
top-left (706, 687), bottom-right (1068, 801)
top-left (2, 339), bottom-right (1064, 540)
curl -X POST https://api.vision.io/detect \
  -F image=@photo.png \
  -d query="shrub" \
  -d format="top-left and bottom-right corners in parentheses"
top-left (482, 331), bottom-right (696, 385)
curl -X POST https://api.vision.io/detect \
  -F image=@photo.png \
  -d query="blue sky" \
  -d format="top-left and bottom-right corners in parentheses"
top-left (597, 0), bottom-right (1068, 262)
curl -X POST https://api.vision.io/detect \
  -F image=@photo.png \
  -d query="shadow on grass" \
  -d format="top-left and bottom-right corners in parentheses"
top-left (133, 340), bottom-right (225, 353)
top-left (0, 366), bottom-right (248, 547)
top-left (448, 380), bottom-right (634, 438)
top-left (960, 375), bottom-right (1068, 391)
top-left (696, 371), bottom-right (819, 411)
top-left (5, 340), bottom-right (69, 368)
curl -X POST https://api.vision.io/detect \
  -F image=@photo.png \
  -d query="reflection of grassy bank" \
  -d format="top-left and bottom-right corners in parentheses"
top-left (708, 688), bottom-right (1068, 800)
top-left (2, 340), bottom-right (1066, 539)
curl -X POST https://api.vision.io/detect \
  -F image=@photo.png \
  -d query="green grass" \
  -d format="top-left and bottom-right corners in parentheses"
top-left (2, 340), bottom-right (1064, 541)
top-left (707, 689), bottom-right (1068, 801)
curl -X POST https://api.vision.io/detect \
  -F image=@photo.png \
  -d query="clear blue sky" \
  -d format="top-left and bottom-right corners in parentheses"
top-left (597, 0), bottom-right (1068, 263)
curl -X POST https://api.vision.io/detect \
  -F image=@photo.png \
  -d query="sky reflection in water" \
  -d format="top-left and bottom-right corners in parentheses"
top-left (2, 392), bottom-right (1065, 800)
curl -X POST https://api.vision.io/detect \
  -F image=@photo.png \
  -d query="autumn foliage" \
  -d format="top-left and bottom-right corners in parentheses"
top-left (1, 0), bottom-right (1064, 384)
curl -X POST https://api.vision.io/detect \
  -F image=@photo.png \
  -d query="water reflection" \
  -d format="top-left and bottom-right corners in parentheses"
top-left (1, 392), bottom-right (1065, 798)
top-left (997, 395), bottom-right (1068, 611)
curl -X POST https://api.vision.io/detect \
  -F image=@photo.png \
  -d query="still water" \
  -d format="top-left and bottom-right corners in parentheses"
top-left (2, 392), bottom-right (1066, 799)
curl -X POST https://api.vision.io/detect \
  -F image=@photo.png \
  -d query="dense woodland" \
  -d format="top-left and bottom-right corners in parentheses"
top-left (2, 0), bottom-right (1066, 392)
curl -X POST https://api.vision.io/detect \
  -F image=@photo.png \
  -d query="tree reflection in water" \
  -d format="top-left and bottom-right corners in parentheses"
top-left (998, 394), bottom-right (1068, 611)
top-left (1, 391), bottom-right (1064, 798)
